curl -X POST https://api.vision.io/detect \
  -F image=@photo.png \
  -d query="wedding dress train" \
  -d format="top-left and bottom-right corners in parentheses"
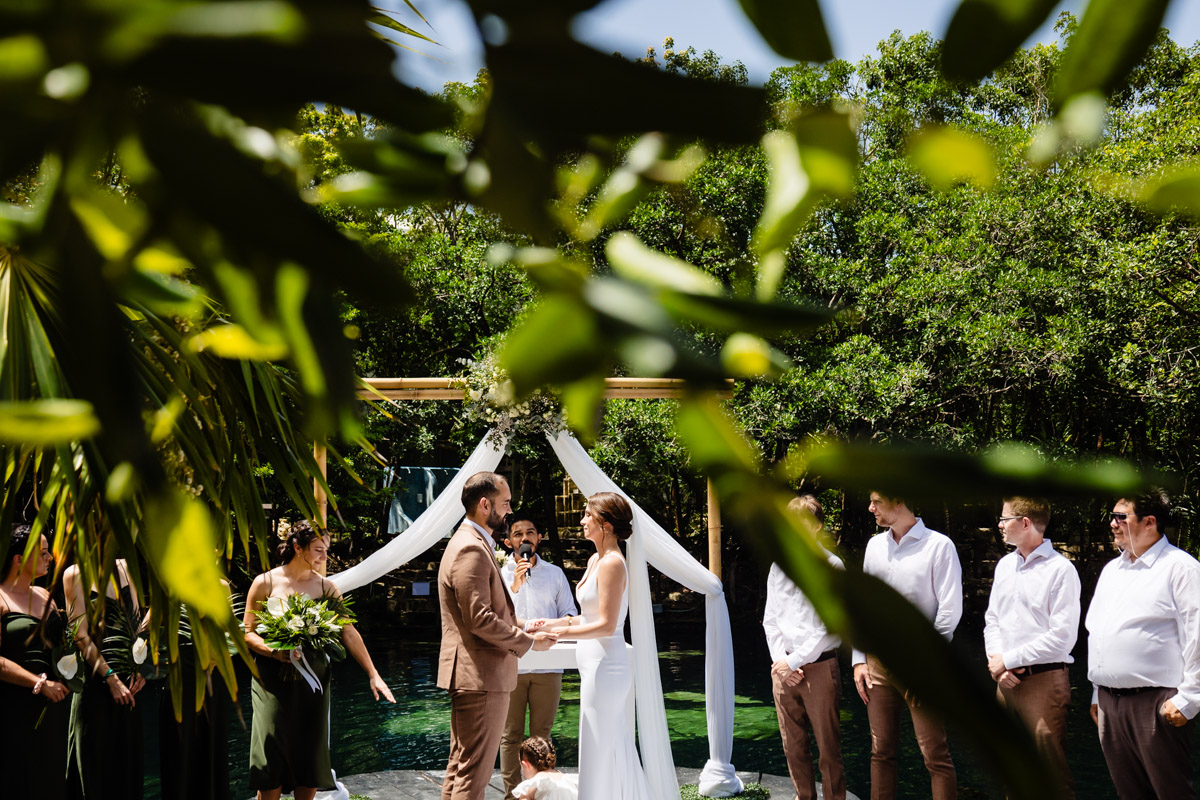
top-left (575, 556), bottom-right (655, 800)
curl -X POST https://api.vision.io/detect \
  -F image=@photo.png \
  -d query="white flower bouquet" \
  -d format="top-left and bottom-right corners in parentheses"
top-left (255, 593), bottom-right (356, 665)
top-left (494, 546), bottom-right (510, 567)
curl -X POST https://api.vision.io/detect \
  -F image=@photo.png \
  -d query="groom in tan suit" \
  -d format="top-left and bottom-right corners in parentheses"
top-left (438, 471), bottom-right (558, 800)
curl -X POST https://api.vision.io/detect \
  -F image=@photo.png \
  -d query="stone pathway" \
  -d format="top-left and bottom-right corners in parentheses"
top-left (271, 768), bottom-right (860, 799)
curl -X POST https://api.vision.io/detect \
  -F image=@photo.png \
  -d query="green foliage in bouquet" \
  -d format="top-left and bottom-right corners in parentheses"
top-left (178, 593), bottom-right (246, 655)
top-left (255, 593), bottom-right (355, 664)
top-left (99, 599), bottom-right (151, 684)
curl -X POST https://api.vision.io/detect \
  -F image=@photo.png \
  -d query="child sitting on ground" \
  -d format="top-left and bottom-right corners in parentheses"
top-left (512, 736), bottom-right (578, 800)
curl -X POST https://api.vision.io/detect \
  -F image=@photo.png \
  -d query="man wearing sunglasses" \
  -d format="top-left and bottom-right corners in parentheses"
top-left (1086, 489), bottom-right (1200, 799)
top-left (984, 496), bottom-right (1081, 798)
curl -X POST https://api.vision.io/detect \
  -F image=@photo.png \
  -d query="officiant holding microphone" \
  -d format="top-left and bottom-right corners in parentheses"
top-left (500, 517), bottom-right (578, 800)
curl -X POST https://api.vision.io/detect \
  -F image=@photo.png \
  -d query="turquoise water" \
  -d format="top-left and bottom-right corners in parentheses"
top-left (137, 626), bottom-right (1185, 799)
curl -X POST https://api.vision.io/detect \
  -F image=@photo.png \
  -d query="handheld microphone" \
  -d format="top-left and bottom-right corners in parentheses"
top-left (518, 542), bottom-right (534, 570)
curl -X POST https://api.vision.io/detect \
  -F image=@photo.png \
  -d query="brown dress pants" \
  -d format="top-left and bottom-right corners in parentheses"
top-left (772, 653), bottom-right (846, 800)
top-left (442, 689), bottom-right (510, 800)
top-left (500, 673), bottom-right (564, 799)
top-left (864, 656), bottom-right (956, 800)
top-left (1097, 686), bottom-right (1196, 800)
top-left (997, 666), bottom-right (1073, 799)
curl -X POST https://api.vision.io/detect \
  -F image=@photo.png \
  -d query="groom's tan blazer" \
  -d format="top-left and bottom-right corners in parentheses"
top-left (437, 519), bottom-right (534, 691)
top-left (438, 520), bottom-right (535, 800)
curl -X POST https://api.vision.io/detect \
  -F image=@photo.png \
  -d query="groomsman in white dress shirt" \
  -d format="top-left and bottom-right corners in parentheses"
top-left (499, 516), bottom-right (578, 800)
top-left (1086, 489), bottom-right (1200, 800)
top-left (852, 492), bottom-right (961, 800)
top-left (763, 495), bottom-right (846, 800)
top-left (984, 496), bottom-right (1080, 798)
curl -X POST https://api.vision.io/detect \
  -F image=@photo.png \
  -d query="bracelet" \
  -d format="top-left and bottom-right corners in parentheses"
top-left (32, 673), bottom-right (47, 695)
top-left (104, 667), bottom-right (116, 679)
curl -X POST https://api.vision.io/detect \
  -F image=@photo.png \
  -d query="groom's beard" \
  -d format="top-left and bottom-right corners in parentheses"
top-left (487, 508), bottom-right (509, 537)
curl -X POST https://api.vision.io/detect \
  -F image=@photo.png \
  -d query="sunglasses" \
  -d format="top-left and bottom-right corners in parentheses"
top-left (1109, 512), bottom-right (1130, 522)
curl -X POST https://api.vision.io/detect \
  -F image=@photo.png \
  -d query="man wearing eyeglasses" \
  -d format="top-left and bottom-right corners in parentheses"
top-left (1086, 488), bottom-right (1200, 799)
top-left (984, 496), bottom-right (1080, 798)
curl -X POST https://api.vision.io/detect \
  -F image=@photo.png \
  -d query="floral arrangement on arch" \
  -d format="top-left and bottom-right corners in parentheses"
top-left (454, 350), bottom-right (565, 446)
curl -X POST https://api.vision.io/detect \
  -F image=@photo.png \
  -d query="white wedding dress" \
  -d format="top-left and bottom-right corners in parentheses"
top-left (575, 555), bottom-right (655, 800)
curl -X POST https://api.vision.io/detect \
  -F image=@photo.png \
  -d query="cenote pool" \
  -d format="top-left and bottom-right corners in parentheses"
top-left (138, 621), bottom-right (1184, 799)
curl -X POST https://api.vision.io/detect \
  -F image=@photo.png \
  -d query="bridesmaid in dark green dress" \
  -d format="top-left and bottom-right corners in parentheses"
top-left (243, 521), bottom-right (395, 800)
top-left (0, 525), bottom-right (73, 800)
top-left (63, 557), bottom-right (147, 799)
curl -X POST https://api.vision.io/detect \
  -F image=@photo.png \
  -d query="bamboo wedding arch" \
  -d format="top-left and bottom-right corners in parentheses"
top-left (313, 377), bottom-right (734, 576)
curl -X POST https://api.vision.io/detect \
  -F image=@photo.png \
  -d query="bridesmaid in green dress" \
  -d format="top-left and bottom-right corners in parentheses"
top-left (243, 520), bottom-right (396, 800)
top-left (63, 557), bottom-right (147, 799)
top-left (0, 524), bottom-right (72, 800)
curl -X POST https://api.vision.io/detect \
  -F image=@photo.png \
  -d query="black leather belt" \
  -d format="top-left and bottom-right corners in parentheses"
top-left (812, 649), bottom-right (837, 664)
top-left (1099, 685), bottom-right (1167, 697)
top-left (1017, 662), bottom-right (1066, 679)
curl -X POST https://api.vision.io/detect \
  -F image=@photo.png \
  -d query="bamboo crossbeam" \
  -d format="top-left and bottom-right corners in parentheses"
top-left (355, 377), bottom-right (733, 401)
top-left (318, 376), bottom-right (732, 570)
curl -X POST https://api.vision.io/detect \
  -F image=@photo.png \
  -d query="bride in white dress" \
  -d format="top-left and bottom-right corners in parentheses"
top-left (542, 492), bottom-right (654, 800)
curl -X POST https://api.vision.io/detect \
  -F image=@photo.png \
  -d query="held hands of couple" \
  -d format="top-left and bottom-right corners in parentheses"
top-left (523, 617), bottom-right (564, 649)
top-left (531, 630), bottom-right (559, 650)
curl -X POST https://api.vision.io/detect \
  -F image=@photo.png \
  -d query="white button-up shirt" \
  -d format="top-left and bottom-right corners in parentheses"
top-left (1086, 535), bottom-right (1200, 718)
top-left (501, 556), bottom-right (578, 674)
top-left (852, 518), bottom-right (963, 665)
top-left (763, 547), bottom-right (843, 670)
top-left (984, 539), bottom-right (1080, 669)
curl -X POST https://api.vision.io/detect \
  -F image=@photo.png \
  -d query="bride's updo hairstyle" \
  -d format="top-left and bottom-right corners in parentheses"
top-left (276, 520), bottom-right (323, 564)
top-left (587, 492), bottom-right (634, 541)
top-left (519, 735), bottom-right (557, 771)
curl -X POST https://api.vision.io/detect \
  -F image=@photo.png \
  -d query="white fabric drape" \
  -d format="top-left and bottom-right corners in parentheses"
top-left (329, 434), bottom-right (506, 593)
top-left (325, 428), bottom-right (741, 798)
top-left (548, 431), bottom-right (742, 797)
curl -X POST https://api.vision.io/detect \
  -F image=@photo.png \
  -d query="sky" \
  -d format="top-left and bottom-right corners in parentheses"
top-left (391, 0), bottom-right (1200, 93)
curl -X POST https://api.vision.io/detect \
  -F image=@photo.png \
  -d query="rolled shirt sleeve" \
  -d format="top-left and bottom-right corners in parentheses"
top-left (553, 567), bottom-right (579, 620)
